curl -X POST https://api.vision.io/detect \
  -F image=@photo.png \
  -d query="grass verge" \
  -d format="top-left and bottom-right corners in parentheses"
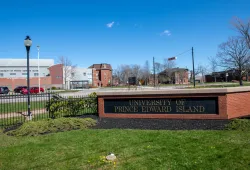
top-left (55, 90), bottom-right (80, 93)
top-left (5, 117), bottom-right (96, 136)
top-left (187, 82), bottom-right (250, 88)
top-left (0, 101), bottom-right (46, 114)
top-left (226, 119), bottom-right (250, 130)
top-left (0, 129), bottom-right (250, 170)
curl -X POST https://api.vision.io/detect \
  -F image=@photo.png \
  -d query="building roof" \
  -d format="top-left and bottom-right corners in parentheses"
top-left (0, 59), bottom-right (54, 67)
top-left (88, 63), bottom-right (112, 70)
top-left (158, 67), bottom-right (188, 75)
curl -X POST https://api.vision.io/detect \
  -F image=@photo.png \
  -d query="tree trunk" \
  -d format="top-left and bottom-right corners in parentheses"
top-left (240, 70), bottom-right (243, 86)
top-left (239, 68), bottom-right (243, 86)
top-left (240, 79), bottom-right (243, 86)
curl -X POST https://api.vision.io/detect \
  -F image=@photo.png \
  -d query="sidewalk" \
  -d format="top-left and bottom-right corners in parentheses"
top-left (0, 109), bottom-right (46, 119)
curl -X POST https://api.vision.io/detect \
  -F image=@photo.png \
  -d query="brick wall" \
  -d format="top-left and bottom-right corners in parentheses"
top-left (227, 92), bottom-right (250, 119)
top-left (0, 77), bottom-right (51, 90)
top-left (91, 69), bottom-right (112, 87)
top-left (100, 70), bottom-right (112, 86)
top-left (174, 71), bottom-right (189, 84)
top-left (48, 64), bottom-right (63, 85)
top-left (92, 69), bottom-right (100, 87)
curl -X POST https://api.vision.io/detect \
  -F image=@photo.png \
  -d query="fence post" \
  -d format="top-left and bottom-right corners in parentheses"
top-left (48, 93), bottom-right (51, 118)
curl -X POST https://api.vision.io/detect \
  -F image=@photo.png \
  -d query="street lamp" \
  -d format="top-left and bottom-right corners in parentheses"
top-left (37, 45), bottom-right (40, 93)
top-left (24, 36), bottom-right (32, 120)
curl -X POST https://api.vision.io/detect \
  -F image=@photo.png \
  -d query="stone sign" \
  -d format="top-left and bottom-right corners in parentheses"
top-left (104, 98), bottom-right (218, 114)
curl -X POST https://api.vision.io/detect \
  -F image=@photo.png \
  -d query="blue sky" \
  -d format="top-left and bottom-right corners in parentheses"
top-left (0, 0), bottom-right (249, 71)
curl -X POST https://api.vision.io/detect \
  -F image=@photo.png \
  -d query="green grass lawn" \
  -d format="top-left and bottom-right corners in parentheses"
top-left (0, 101), bottom-right (46, 114)
top-left (190, 84), bottom-right (250, 89)
top-left (55, 90), bottom-right (80, 93)
top-left (0, 129), bottom-right (249, 170)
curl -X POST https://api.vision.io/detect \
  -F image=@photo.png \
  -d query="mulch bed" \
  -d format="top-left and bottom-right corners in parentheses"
top-left (3, 115), bottom-right (231, 132)
top-left (79, 115), bottom-right (230, 130)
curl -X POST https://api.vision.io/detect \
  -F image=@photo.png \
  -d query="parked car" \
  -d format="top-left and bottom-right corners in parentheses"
top-left (14, 86), bottom-right (27, 93)
top-left (21, 87), bottom-right (45, 95)
top-left (0, 86), bottom-right (10, 94)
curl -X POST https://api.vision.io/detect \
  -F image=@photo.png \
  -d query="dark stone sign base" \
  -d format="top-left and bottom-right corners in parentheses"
top-left (104, 98), bottom-right (218, 114)
top-left (97, 88), bottom-right (250, 120)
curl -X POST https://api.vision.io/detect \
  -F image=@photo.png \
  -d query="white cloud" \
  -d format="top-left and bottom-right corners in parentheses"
top-left (161, 30), bottom-right (171, 36)
top-left (106, 21), bottom-right (115, 28)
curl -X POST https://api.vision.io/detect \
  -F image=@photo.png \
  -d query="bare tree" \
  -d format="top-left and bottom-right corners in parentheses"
top-left (163, 58), bottom-right (176, 70)
top-left (190, 64), bottom-right (205, 83)
top-left (158, 59), bottom-right (177, 84)
top-left (113, 68), bottom-right (123, 84)
top-left (232, 17), bottom-right (250, 49)
top-left (58, 56), bottom-right (76, 89)
top-left (131, 64), bottom-right (142, 80)
top-left (217, 36), bottom-right (250, 85)
top-left (113, 64), bottom-right (143, 85)
top-left (208, 56), bottom-right (218, 82)
top-left (143, 60), bottom-right (151, 85)
top-left (154, 62), bottom-right (163, 73)
top-left (196, 64), bottom-right (208, 83)
top-left (232, 17), bottom-right (250, 81)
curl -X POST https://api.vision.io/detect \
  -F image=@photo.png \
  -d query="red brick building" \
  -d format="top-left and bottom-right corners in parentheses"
top-left (0, 64), bottom-right (64, 90)
top-left (0, 63), bottom-right (113, 90)
top-left (158, 68), bottom-right (189, 84)
top-left (47, 64), bottom-right (63, 87)
top-left (89, 64), bottom-right (112, 87)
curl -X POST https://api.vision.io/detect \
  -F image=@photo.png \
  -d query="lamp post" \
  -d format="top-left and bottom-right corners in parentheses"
top-left (24, 36), bottom-right (32, 120)
top-left (37, 45), bottom-right (40, 93)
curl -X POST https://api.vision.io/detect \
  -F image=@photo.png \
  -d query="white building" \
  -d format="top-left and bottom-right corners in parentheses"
top-left (0, 59), bottom-right (54, 78)
top-left (63, 66), bottom-right (93, 89)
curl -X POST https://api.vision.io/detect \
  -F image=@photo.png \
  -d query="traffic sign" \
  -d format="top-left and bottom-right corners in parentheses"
top-left (168, 57), bottom-right (177, 61)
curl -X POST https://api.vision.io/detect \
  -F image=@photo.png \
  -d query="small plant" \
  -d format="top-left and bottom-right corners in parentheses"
top-left (226, 119), bottom-right (250, 131)
top-left (51, 86), bottom-right (57, 90)
top-left (46, 92), bottom-right (97, 118)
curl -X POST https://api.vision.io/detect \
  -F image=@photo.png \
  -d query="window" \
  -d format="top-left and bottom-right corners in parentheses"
top-left (23, 70), bottom-right (27, 72)
top-left (83, 72), bottom-right (86, 76)
top-left (34, 73), bottom-right (39, 76)
top-left (10, 73), bottom-right (16, 76)
top-left (56, 76), bottom-right (61, 79)
top-left (0, 73), bottom-right (3, 77)
top-left (33, 70), bottom-right (38, 72)
top-left (22, 73), bottom-right (27, 75)
top-left (14, 70), bottom-right (21, 72)
top-left (71, 73), bottom-right (75, 77)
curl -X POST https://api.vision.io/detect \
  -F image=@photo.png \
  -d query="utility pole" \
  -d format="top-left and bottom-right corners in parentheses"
top-left (153, 57), bottom-right (155, 87)
top-left (192, 47), bottom-right (195, 88)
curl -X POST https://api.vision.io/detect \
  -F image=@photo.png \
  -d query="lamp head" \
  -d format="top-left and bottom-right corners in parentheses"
top-left (24, 36), bottom-right (32, 47)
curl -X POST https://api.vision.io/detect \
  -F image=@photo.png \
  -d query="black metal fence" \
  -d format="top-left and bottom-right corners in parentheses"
top-left (0, 93), bottom-right (97, 128)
